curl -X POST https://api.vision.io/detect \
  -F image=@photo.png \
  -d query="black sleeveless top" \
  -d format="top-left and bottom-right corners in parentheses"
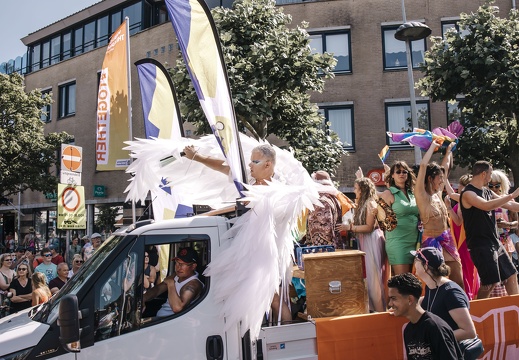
top-left (460, 184), bottom-right (499, 249)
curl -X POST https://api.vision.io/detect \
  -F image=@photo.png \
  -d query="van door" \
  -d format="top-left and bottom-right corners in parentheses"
top-left (74, 225), bottom-right (233, 360)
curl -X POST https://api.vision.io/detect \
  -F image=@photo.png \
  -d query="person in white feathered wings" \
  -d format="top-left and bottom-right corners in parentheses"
top-left (124, 134), bottom-right (321, 339)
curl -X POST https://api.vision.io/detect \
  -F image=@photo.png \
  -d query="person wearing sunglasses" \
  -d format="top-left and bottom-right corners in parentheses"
top-left (0, 254), bottom-right (16, 291)
top-left (378, 160), bottom-right (419, 276)
top-left (415, 141), bottom-right (464, 290)
top-left (34, 248), bottom-right (57, 284)
top-left (8, 264), bottom-right (32, 313)
top-left (460, 161), bottom-right (519, 299)
top-left (69, 254), bottom-right (84, 278)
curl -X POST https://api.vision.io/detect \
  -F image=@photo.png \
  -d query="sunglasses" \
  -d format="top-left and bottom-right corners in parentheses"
top-left (74, 260), bottom-right (84, 264)
top-left (4, 258), bottom-right (13, 262)
top-left (251, 160), bottom-right (264, 165)
top-left (395, 170), bottom-right (409, 175)
top-left (18, 268), bottom-right (28, 271)
top-left (44, 254), bottom-right (52, 257)
top-left (488, 183), bottom-right (501, 189)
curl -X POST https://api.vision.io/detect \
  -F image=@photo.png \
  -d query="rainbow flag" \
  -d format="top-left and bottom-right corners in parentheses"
top-left (378, 145), bottom-right (390, 164)
top-left (165, 0), bottom-right (246, 195)
top-left (96, 21), bottom-right (131, 171)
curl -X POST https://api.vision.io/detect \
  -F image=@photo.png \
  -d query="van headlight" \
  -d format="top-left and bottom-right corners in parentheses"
top-left (0, 348), bottom-right (33, 360)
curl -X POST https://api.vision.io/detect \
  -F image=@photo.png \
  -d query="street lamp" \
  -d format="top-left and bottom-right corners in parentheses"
top-left (394, 1), bottom-right (431, 165)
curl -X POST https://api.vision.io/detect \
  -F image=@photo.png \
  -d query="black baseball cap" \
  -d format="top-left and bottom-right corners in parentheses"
top-left (410, 247), bottom-right (444, 269)
top-left (174, 247), bottom-right (199, 263)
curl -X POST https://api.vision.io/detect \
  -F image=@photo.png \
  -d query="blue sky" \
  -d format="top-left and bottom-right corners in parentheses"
top-left (0, 0), bottom-right (100, 62)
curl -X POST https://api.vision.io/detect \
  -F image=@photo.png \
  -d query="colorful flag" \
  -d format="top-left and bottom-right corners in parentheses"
top-left (96, 21), bottom-right (131, 171)
top-left (165, 0), bottom-right (247, 195)
top-left (135, 58), bottom-right (184, 139)
top-left (378, 145), bottom-right (390, 164)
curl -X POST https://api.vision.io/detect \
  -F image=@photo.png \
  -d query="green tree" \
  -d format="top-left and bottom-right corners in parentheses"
top-left (170, 0), bottom-right (345, 173)
top-left (95, 205), bottom-right (119, 233)
top-left (418, 1), bottom-right (519, 182)
top-left (0, 73), bottom-right (70, 197)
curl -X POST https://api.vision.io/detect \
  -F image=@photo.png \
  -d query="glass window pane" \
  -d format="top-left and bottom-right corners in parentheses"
top-left (111, 11), bottom-right (122, 33)
top-left (84, 21), bottom-right (96, 52)
top-left (325, 33), bottom-right (350, 72)
top-left (68, 83), bottom-right (76, 115)
top-left (309, 34), bottom-right (323, 54)
top-left (384, 29), bottom-right (406, 68)
top-left (387, 103), bottom-right (429, 145)
top-left (442, 23), bottom-right (456, 39)
top-left (42, 41), bottom-right (50, 68)
top-left (51, 36), bottom-right (61, 65)
top-left (97, 15), bottom-right (109, 47)
top-left (62, 32), bottom-right (72, 59)
top-left (41, 90), bottom-right (52, 123)
top-left (123, 2), bottom-right (142, 35)
top-left (32, 44), bottom-right (41, 71)
top-left (328, 108), bottom-right (353, 148)
top-left (411, 39), bottom-right (425, 68)
top-left (74, 27), bottom-right (83, 55)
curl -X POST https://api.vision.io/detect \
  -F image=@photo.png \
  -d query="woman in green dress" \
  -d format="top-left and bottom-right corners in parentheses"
top-left (379, 161), bottom-right (419, 275)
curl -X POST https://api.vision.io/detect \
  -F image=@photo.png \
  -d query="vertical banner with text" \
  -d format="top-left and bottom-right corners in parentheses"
top-left (57, 184), bottom-right (86, 229)
top-left (96, 21), bottom-right (130, 171)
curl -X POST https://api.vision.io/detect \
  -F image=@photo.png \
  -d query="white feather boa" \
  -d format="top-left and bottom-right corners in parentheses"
top-left (124, 134), bottom-right (321, 339)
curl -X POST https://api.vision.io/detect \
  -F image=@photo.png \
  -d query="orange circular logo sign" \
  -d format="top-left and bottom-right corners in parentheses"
top-left (62, 146), bottom-right (82, 172)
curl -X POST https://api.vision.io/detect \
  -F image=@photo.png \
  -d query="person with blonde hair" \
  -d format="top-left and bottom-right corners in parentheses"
top-left (69, 254), bottom-right (84, 278)
top-left (31, 272), bottom-right (51, 306)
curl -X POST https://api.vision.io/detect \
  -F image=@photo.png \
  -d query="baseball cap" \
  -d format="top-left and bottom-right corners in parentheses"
top-left (91, 233), bottom-right (102, 240)
top-left (410, 247), bottom-right (444, 269)
top-left (174, 247), bottom-right (199, 263)
top-left (49, 244), bottom-right (57, 251)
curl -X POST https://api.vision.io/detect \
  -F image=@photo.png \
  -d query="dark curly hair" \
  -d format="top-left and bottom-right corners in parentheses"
top-left (424, 162), bottom-right (445, 193)
top-left (385, 161), bottom-right (416, 192)
top-left (387, 273), bottom-right (422, 299)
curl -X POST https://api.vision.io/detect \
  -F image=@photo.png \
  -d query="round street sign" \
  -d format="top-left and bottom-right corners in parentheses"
top-left (62, 145), bottom-right (82, 172)
top-left (62, 187), bottom-right (81, 212)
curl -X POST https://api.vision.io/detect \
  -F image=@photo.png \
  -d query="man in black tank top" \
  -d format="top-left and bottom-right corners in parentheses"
top-left (460, 161), bottom-right (519, 298)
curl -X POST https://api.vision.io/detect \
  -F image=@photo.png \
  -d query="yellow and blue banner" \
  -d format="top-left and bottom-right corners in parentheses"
top-left (135, 58), bottom-right (184, 139)
top-left (165, 0), bottom-right (246, 194)
top-left (96, 21), bottom-right (131, 171)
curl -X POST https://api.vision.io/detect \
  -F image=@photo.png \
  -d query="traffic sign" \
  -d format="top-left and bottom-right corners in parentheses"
top-left (57, 184), bottom-right (86, 229)
top-left (61, 144), bottom-right (83, 173)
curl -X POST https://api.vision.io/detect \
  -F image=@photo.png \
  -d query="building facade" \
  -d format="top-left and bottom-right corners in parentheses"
top-left (0, 0), bottom-right (514, 242)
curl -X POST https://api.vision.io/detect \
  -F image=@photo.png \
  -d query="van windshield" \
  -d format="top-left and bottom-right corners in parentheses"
top-left (31, 234), bottom-right (129, 324)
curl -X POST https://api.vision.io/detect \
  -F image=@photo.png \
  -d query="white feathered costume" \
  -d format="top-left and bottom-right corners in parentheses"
top-left (124, 134), bottom-right (322, 339)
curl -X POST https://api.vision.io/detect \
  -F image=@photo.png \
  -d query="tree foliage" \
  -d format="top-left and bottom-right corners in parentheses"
top-left (0, 73), bottom-right (70, 197)
top-left (418, 1), bottom-right (519, 182)
top-left (95, 205), bottom-right (119, 233)
top-left (170, 0), bottom-right (345, 174)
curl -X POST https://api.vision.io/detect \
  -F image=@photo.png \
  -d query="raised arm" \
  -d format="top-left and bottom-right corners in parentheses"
top-left (183, 145), bottom-right (230, 175)
top-left (463, 187), bottom-right (519, 212)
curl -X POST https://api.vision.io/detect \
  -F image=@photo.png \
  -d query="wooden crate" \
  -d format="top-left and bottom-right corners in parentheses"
top-left (303, 250), bottom-right (368, 318)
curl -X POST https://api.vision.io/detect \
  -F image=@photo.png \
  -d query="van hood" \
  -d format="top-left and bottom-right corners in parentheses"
top-left (0, 309), bottom-right (49, 355)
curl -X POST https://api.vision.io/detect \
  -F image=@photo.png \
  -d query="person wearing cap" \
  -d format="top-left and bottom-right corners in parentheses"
top-left (49, 245), bottom-right (64, 265)
top-left (67, 237), bottom-right (82, 267)
top-left (144, 247), bottom-right (203, 317)
top-left (412, 247), bottom-right (476, 343)
top-left (84, 233), bottom-right (102, 261)
top-left (388, 273), bottom-right (462, 360)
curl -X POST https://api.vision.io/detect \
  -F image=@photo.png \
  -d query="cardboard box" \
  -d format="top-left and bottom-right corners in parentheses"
top-left (303, 250), bottom-right (369, 318)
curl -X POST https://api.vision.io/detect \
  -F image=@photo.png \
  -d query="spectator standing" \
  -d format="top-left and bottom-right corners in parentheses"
top-left (34, 248), bottom-right (57, 283)
top-left (49, 245), bottom-right (64, 265)
top-left (67, 237), bottom-right (82, 267)
top-left (388, 273), bottom-right (462, 359)
top-left (339, 177), bottom-right (387, 312)
top-left (379, 161), bottom-right (420, 275)
top-left (460, 161), bottom-right (519, 298)
top-left (69, 254), bottom-right (84, 278)
top-left (31, 272), bottom-right (51, 306)
top-left (84, 233), bottom-right (102, 261)
top-left (22, 227), bottom-right (36, 249)
top-left (0, 254), bottom-right (16, 291)
top-left (49, 263), bottom-right (69, 294)
top-left (8, 265), bottom-right (32, 313)
top-left (10, 247), bottom-right (28, 271)
top-left (82, 235), bottom-right (92, 261)
top-left (4, 233), bottom-right (14, 254)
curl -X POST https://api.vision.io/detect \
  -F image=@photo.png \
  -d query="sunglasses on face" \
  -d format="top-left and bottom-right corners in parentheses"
top-left (4, 258), bottom-right (12, 262)
top-left (74, 260), bottom-right (84, 264)
top-left (44, 254), bottom-right (52, 257)
top-left (488, 183), bottom-right (501, 189)
top-left (251, 160), bottom-right (264, 165)
top-left (18, 268), bottom-right (28, 271)
top-left (395, 170), bottom-right (409, 175)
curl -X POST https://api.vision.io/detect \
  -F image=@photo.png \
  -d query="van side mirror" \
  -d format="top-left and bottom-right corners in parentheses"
top-left (58, 294), bottom-right (81, 353)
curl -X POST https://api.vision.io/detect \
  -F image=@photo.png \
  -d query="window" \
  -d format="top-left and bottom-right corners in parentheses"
top-left (92, 235), bottom-right (209, 342)
top-left (319, 106), bottom-right (354, 149)
top-left (97, 15), bottom-right (110, 47)
top-left (31, 44), bottom-right (41, 71)
top-left (50, 36), bottom-right (61, 65)
top-left (382, 26), bottom-right (426, 70)
top-left (40, 89), bottom-right (52, 123)
top-left (74, 27), bottom-right (84, 55)
top-left (84, 21), bottom-right (96, 52)
top-left (123, 2), bottom-right (143, 35)
top-left (385, 101), bottom-right (430, 147)
top-left (59, 82), bottom-right (76, 118)
top-left (309, 30), bottom-right (351, 73)
top-left (62, 32), bottom-right (72, 60)
top-left (41, 41), bottom-right (50, 68)
top-left (442, 20), bottom-right (470, 39)
top-left (446, 98), bottom-right (465, 124)
top-left (111, 11), bottom-right (122, 33)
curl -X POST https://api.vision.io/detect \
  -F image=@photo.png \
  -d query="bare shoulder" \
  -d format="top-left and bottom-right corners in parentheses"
top-left (181, 279), bottom-right (203, 295)
top-left (379, 189), bottom-right (394, 205)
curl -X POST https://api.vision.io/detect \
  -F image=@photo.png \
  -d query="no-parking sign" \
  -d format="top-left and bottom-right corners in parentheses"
top-left (57, 183), bottom-right (86, 229)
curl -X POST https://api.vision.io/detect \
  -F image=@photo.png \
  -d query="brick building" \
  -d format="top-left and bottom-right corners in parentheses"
top-left (0, 0), bottom-right (513, 239)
